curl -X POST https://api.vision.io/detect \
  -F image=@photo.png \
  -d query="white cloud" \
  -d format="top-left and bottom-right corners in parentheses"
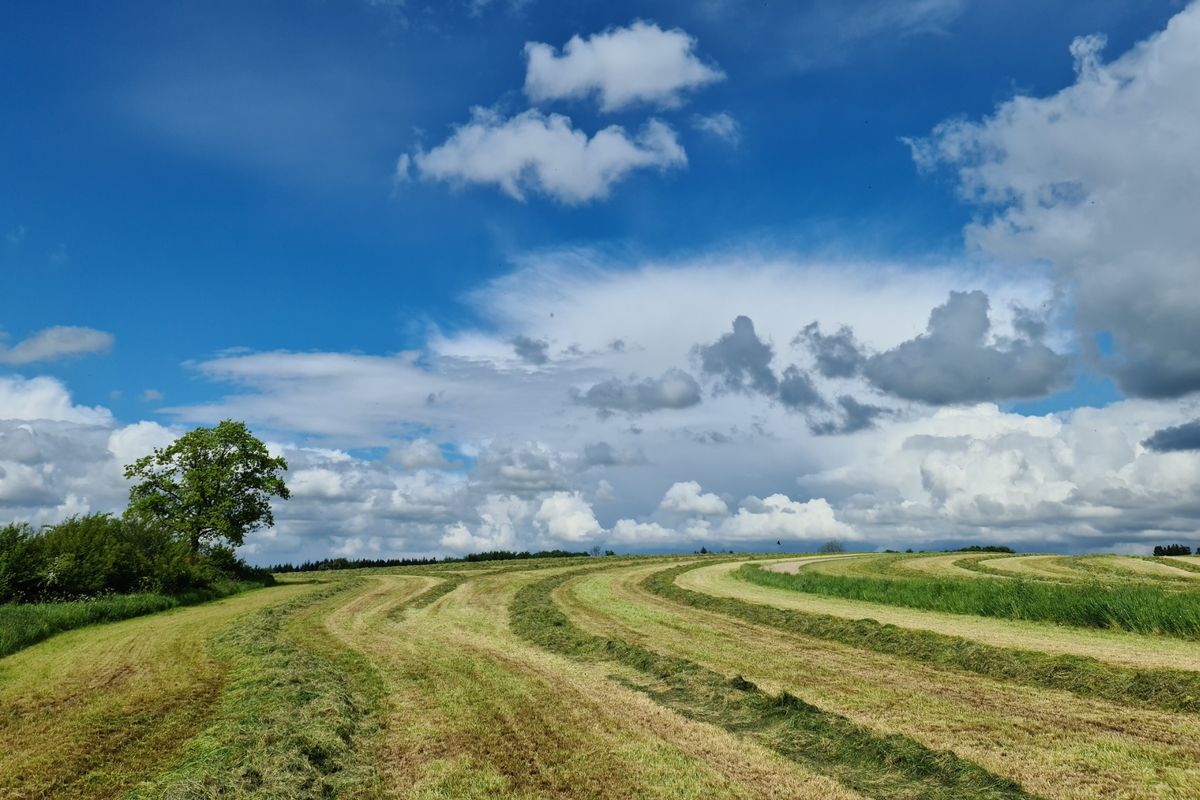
top-left (691, 112), bottom-right (741, 145)
top-left (802, 400), bottom-right (1200, 550)
top-left (659, 480), bottom-right (728, 516)
top-left (440, 493), bottom-right (531, 553)
top-left (0, 375), bottom-right (112, 425)
top-left (403, 108), bottom-right (686, 204)
top-left (908, 4), bottom-right (1200, 398)
top-left (10, 242), bottom-right (1199, 560)
top-left (524, 21), bottom-right (723, 112)
top-left (534, 490), bottom-right (603, 543)
top-left (609, 518), bottom-right (679, 546)
top-left (106, 420), bottom-right (176, 467)
top-left (388, 438), bottom-right (450, 470)
top-left (719, 494), bottom-right (857, 542)
top-left (0, 326), bottom-right (113, 365)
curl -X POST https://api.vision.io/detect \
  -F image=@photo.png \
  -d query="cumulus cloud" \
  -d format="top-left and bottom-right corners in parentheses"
top-left (608, 518), bottom-right (679, 546)
top-left (797, 322), bottom-right (866, 379)
top-left (691, 112), bottom-right (741, 145)
top-left (719, 494), bottom-right (857, 542)
top-left (0, 326), bottom-right (114, 365)
top-left (440, 493), bottom-right (531, 553)
top-left (511, 335), bottom-right (549, 365)
top-left (571, 368), bottom-right (702, 415)
top-left (153, 254), bottom-right (1169, 557)
top-left (908, 5), bottom-right (1200, 398)
top-left (581, 441), bottom-right (646, 468)
top-left (387, 438), bottom-right (451, 470)
top-left (659, 480), bottom-right (728, 516)
top-left (0, 375), bottom-right (112, 425)
top-left (810, 395), bottom-right (889, 436)
top-left (534, 490), bottom-right (603, 543)
top-left (778, 365), bottom-right (824, 411)
top-left (802, 400), bottom-right (1200, 549)
top-left (697, 315), bottom-right (778, 395)
top-left (473, 442), bottom-right (569, 494)
top-left (402, 108), bottom-right (686, 204)
top-left (524, 21), bottom-right (723, 112)
top-left (1144, 420), bottom-right (1200, 454)
top-left (863, 291), bottom-right (1068, 405)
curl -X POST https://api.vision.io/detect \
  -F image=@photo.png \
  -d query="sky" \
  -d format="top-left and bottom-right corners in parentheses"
top-left (3, 0), bottom-right (1200, 563)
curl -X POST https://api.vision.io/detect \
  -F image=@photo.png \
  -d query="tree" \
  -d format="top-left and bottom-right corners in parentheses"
top-left (817, 540), bottom-right (845, 554)
top-left (125, 420), bottom-right (290, 555)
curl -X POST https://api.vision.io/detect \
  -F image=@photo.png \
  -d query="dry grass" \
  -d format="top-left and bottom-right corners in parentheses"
top-left (679, 560), bottom-right (1200, 672)
top-left (559, 561), bottom-right (1200, 800)
top-left (893, 554), bottom-right (1003, 579)
top-left (0, 583), bottom-right (312, 798)
top-left (326, 566), bottom-right (861, 800)
top-left (9, 554), bottom-right (1199, 799)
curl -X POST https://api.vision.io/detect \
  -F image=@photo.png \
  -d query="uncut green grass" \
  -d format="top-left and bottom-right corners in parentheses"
top-left (512, 568), bottom-right (1033, 800)
top-left (647, 563), bottom-right (1200, 715)
top-left (0, 581), bottom-right (260, 658)
top-left (740, 562), bottom-right (1200, 638)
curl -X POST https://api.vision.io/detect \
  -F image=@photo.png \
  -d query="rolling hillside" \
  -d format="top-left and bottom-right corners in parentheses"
top-left (4, 552), bottom-right (1200, 798)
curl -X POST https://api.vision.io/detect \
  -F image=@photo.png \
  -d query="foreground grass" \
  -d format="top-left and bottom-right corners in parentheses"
top-left (345, 568), bottom-right (825, 800)
top-left (129, 579), bottom-right (386, 799)
top-left (0, 580), bottom-right (265, 658)
top-left (0, 582), bottom-right (310, 798)
top-left (512, 567), bottom-right (1032, 800)
top-left (740, 562), bottom-right (1200, 638)
top-left (648, 562), bottom-right (1200, 715)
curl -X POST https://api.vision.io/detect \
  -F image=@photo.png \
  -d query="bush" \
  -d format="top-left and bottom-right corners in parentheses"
top-left (0, 514), bottom-right (270, 604)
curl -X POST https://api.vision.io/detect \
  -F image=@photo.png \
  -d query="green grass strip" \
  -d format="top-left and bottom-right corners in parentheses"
top-left (511, 569), bottom-right (1035, 800)
top-left (1149, 557), bottom-right (1200, 576)
top-left (0, 580), bottom-right (263, 659)
top-left (739, 562), bottom-right (1200, 638)
top-left (130, 580), bottom-right (385, 799)
top-left (645, 563), bottom-right (1200, 715)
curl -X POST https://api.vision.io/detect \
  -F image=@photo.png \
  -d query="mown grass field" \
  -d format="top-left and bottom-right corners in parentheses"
top-left (4, 551), bottom-right (1200, 798)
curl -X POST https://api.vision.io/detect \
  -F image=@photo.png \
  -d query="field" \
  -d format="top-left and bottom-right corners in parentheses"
top-left (5, 552), bottom-right (1200, 799)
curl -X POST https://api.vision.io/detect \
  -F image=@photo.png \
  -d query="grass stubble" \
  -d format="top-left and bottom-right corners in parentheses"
top-left (6, 554), bottom-right (1200, 799)
top-left (330, 561), bottom-right (863, 800)
top-left (513, 564), bottom-right (1035, 800)
top-left (556, 560), bottom-right (1200, 799)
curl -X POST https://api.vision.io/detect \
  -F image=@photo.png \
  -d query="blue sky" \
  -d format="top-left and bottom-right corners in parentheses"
top-left (3, 1), bottom-right (1199, 561)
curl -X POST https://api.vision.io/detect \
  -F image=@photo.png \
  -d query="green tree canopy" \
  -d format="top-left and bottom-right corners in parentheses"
top-left (124, 420), bottom-right (290, 554)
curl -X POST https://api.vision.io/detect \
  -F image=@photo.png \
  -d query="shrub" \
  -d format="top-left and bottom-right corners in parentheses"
top-left (0, 513), bottom-right (270, 604)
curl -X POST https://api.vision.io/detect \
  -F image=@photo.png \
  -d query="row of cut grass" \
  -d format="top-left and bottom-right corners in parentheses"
top-left (511, 567), bottom-right (1033, 800)
top-left (0, 582), bottom-right (312, 798)
top-left (646, 562), bottom-right (1200, 715)
top-left (564, 562), bottom-right (1200, 798)
top-left (0, 579), bottom-right (263, 658)
top-left (128, 579), bottom-right (386, 799)
top-left (348, 569), bottom-right (800, 800)
top-left (740, 562), bottom-right (1200, 638)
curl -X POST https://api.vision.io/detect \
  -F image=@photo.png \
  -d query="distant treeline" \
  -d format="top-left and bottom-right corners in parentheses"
top-left (947, 545), bottom-right (1015, 553)
top-left (1154, 544), bottom-right (1193, 556)
top-left (1, 514), bottom-right (274, 604)
top-left (270, 548), bottom-right (592, 573)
